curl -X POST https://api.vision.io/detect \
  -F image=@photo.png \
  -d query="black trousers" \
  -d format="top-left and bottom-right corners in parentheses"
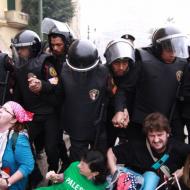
top-left (69, 129), bottom-right (107, 162)
top-left (28, 113), bottom-right (59, 171)
top-left (106, 121), bottom-right (130, 147)
top-left (58, 128), bottom-right (70, 171)
top-left (170, 118), bottom-right (186, 142)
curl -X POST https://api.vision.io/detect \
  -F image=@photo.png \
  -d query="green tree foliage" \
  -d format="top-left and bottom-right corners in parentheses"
top-left (21, 0), bottom-right (75, 33)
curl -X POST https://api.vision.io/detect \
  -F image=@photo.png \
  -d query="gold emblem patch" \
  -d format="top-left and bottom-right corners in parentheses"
top-left (89, 89), bottom-right (99, 101)
top-left (49, 67), bottom-right (57, 77)
top-left (176, 70), bottom-right (183, 82)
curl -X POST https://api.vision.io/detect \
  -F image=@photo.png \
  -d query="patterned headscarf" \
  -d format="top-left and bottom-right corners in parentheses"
top-left (7, 101), bottom-right (34, 123)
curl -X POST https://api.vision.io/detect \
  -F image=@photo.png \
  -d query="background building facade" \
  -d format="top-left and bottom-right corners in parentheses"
top-left (0, 0), bottom-right (28, 54)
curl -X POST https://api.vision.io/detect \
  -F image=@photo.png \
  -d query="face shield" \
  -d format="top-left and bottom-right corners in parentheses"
top-left (10, 45), bottom-right (30, 68)
top-left (10, 46), bottom-right (29, 68)
top-left (10, 37), bottom-right (24, 68)
top-left (104, 39), bottom-right (135, 65)
top-left (11, 40), bottom-right (31, 68)
top-left (156, 34), bottom-right (189, 59)
top-left (42, 17), bottom-right (76, 38)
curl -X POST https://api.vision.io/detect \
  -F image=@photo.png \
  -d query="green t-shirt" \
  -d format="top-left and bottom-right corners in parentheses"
top-left (36, 161), bottom-right (107, 190)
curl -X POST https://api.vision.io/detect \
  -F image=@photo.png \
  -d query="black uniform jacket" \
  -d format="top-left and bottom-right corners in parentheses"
top-left (114, 47), bottom-right (188, 124)
top-left (57, 64), bottom-right (109, 140)
top-left (14, 53), bottom-right (57, 114)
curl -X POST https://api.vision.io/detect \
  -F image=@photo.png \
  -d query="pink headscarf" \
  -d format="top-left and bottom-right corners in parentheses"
top-left (7, 101), bottom-right (34, 123)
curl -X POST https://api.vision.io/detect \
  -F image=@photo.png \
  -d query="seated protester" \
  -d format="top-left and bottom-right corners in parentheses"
top-left (0, 101), bottom-right (34, 190)
top-left (107, 112), bottom-right (190, 190)
top-left (36, 150), bottom-right (108, 190)
top-left (178, 154), bottom-right (190, 189)
top-left (161, 154), bottom-right (190, 190)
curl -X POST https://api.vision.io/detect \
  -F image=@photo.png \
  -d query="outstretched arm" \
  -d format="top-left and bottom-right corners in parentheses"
top-left (46, 171), bottom-right (64, 183)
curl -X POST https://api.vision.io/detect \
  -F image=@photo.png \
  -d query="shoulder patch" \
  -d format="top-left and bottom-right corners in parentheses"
top-left (49, 67), bottom-right (57, 77)
top-left (176, 70), bottom-right (183, 82)
top-left (89, 89), bottom-right (99, 101)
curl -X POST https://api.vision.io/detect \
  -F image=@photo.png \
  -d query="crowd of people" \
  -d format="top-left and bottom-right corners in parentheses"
top-left (0, 17), bottom-right (190, 189)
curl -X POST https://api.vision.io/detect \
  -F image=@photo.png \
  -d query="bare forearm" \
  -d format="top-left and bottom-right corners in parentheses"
top-left (107, 148), bottom-right (118, 175)
top-left (8, 170), bottom-right (23, 185)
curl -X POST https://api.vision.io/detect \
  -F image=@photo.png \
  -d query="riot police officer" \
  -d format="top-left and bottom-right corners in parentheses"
top-left (121, 33), bottom-right (135, 45)
top-left (112, 25), bottom-right (189, 141)
top-left (42, 17), bottom-right (75, 73)
top-left (180, 44), bottom-right (190, 142)
top-left (11, 30), bottom-right (60, 185)
top-left (58, 39), bottom-right (110, 161)
top-left (0, 53), bottom-right (14, 105)
top-left (41, 17), bottom-right (75, 170)
top-left (104, 38), bottom-right (135, 146)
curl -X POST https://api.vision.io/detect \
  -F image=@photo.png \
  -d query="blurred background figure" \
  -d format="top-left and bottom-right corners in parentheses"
top-left (121, 33), bottom-right (135, 45)
top-left (180, 154), bottom-right (190, 189)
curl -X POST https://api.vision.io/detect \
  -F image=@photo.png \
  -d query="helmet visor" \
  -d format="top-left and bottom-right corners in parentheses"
top-left (42, 17), bottom-right (76, 38)
top-left (13, 42), bottom-right (34, 48)
top-left (105, 39), bottom-right (135, 65)
top-left (157, 34), bottom-right (189, 58)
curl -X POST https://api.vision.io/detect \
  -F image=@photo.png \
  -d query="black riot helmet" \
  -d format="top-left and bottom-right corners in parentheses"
top-left (104, 38), bottom-right (135, 66)
top-left (12, 30), bottom-right (41, 57)
top-left (152, 25), bottom-right (189, 58)
top-left (42, 18), bottom-right (75, 52)
top-left (66, 39), bottom-right (100, 72)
